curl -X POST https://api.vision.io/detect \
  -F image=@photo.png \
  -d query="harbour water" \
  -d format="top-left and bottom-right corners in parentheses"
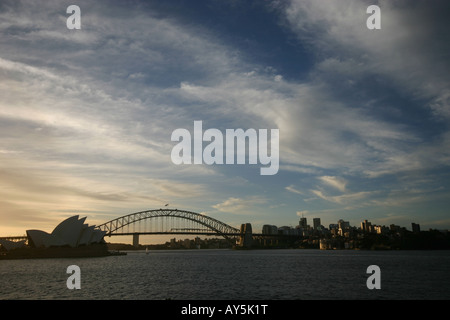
top-left (1, 249), bottom-right (450, 300)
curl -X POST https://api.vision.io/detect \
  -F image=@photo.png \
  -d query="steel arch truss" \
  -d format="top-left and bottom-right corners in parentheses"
top-left (96, 209), bottom-right (240, 240)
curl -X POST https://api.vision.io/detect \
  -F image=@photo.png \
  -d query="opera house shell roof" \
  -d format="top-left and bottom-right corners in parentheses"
top-left (0, 239), bottom-right (27, 251)
top-left (26, 215), bottom-right (106, 249)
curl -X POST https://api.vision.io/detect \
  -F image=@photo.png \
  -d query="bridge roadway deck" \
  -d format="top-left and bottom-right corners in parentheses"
top-left (1, 233), bottom-right (298, 241)
top-left (0, 236), bottom-right (28, 241)
top-left (105, 232), bottom-right (296, 238)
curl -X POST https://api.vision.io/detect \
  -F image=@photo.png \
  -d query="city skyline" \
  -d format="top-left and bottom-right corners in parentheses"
top-left (1, 208), bottom-right (434, 246)
top-left (1, 0), bottom-right (450, 238)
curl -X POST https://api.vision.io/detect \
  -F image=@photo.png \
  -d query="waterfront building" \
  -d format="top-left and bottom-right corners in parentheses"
top-left (262, 225), bottom-right (278, 235)
top-left (338, 219), bottom-right (350, 236)
top-left (278, 226), bottom-right (292, 235)
top-left (319, 239), bottom-right (330, 250)
top-left (361, 219), bottom-right (374, 233)
top-left (412, 223), bottom-right (421, 233)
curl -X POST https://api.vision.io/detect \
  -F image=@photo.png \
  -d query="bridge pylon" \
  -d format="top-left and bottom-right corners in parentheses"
top-left (237, 223), bottom-right (253, 248)
top-left (132, 233), bottom-right (140, 248)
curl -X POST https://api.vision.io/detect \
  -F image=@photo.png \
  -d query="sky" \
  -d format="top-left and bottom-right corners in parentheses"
top-left (1, 0), bottom-right (449, 241)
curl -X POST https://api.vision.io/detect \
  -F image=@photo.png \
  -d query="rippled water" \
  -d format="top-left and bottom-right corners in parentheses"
top-left (1, 249), bottom-right (449, 300)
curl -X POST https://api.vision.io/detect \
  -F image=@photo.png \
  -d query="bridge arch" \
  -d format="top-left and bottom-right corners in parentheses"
top-left (96, 208), bottom-right (240, 240)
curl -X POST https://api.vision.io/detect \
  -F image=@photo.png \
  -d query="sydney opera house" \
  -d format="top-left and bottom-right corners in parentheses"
top-left (26, 215), bottom-right (106, 248)
top-left (0, 215), bottom-right (112, 259)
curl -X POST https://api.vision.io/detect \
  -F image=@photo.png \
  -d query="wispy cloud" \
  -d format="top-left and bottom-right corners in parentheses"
top-left (318, 176), bottom-right (347, 192)
top-left (212, 196), bottom-right (268, 215)
top-left (285, 185), bottom-right (304, 195)
top-left (310, 189), bottom-right (374, 205)
top-left (282, 0), bottom-right (450, 174)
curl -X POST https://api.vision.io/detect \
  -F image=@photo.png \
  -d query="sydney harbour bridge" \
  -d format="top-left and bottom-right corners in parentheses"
top-left (2, 208), bottom-right (294, 248)
top-left (97, 208), bottom-right (246, 247)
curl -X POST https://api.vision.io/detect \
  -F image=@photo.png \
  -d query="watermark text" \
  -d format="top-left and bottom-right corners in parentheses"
top-left (171, 121), bottom-right (279, 175)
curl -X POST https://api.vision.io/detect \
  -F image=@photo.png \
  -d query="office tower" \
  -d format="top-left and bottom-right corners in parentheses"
top-left (313, 218), bottom-right (321, 230)
top-left (361, 219), bottom-right (372, 233)
top-left (299, 217), bottom-right (307, 228)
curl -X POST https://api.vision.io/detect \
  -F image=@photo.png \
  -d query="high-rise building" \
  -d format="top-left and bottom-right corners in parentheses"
top-left (313, 218), bottom-right (321, 230)
top-left (262, 225), bottom-right (278, 235)
top-left (361, 219), bottom-right (372, 233)
top-left (412, 223), bottom-right (421, 233)
top-left (338, 219), bottom-right (350, 229)
top-left (337, 219), bottom-right (350, 236)
top-left (299, 217), bottom-right (307, 228)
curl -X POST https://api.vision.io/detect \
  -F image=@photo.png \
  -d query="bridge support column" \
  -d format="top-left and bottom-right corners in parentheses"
top-left (237, 223), bottom-right (253, 248)
top-left (132, 233), bottom-right (140, 248)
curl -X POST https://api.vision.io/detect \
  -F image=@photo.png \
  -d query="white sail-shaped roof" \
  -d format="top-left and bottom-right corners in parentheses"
top-left (90, 229), bottom-right (107, 244)
top-left (26, 216), bottom-right (105, 249)
top-left (26, 230), bottom-right (67, 247)
top-left (51, 216), bottom-right (86, 247)
top-left (0, 239), bottom-right (26, 251)
top-left (78, 225), bottom-right (95, 246)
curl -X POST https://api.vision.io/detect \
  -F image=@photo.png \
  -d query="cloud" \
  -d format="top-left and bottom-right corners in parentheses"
top-left (311, 189), bottom-right (374, 205)
top-left (285, 185), bottom-right (304, 195)
top-left (0, 1), bottom-right (258, 231)
top-left (285, 0), bottom-right (450, 117)
top-left (149, 179), bottom-right (208, 199)
top-left (318, 176), bottom-right (347, 192)
top-left (179, 71), bottom-right (421, 179)
top-left (274, 75), bottom-right (283, 82)
top-left (212, 196), bottom-right (267, 215)
top-left (279, 165), bottom-right (320, 174)
top-left (272, 0), bottom-right (450, 178)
